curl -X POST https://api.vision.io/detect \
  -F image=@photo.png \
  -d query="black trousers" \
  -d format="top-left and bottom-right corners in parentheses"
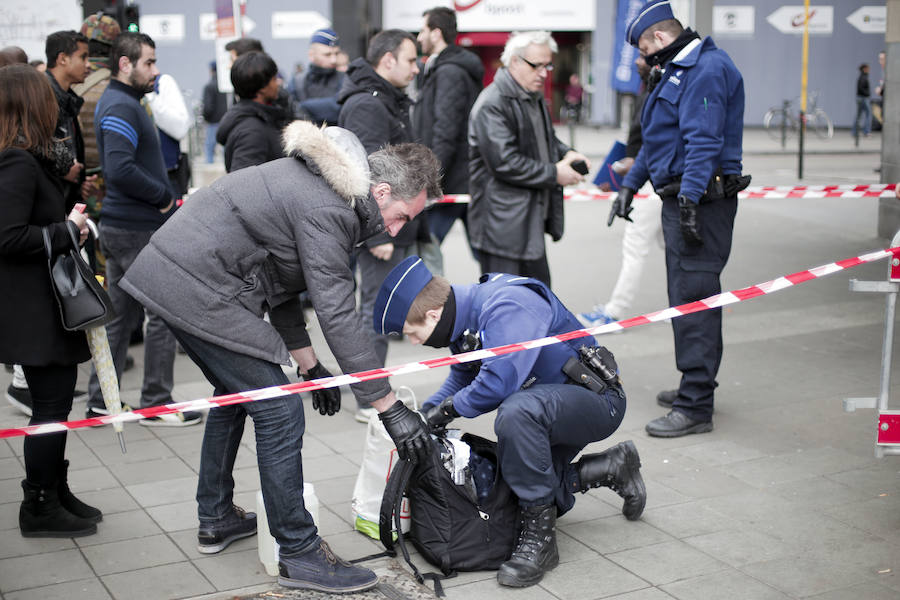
top-left (477, 251), bottom-right (551, 288)
top-left (660, 195), bottom-right (738, 421)
top-left (22, 364), bottom-right (77, 488)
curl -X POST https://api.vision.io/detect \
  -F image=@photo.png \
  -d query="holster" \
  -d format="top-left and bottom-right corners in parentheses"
top-left (656, 168), bottom-right (751, 203)
top-left (563, 357), bottom-right (608, 394)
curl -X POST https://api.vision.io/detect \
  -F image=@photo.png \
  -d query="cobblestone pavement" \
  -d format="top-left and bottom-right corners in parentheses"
top-left (1, 126), bottom-right (898, 600)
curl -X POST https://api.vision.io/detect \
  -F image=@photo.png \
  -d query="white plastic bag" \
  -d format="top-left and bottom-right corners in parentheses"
top-left (351, 386), bottom-right (417, 539)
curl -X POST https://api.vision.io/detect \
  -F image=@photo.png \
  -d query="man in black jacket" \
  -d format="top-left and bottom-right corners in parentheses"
top-left (338, 30), bottom-right (432, 421)
top-left (413, 7), bottom-right (483, 250)
top-left (468, 31), bottom-right (589, 287)
top-left (291, 28), bottom-right (344, 126)
top-left (202, 62), bottom-right (227, 164)
top-left (216, 52), bottom-right (289, 173)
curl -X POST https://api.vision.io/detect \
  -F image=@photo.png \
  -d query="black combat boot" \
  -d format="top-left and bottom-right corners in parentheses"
top-left (496, 504), bottom-right (559, 587)
top-left (19, 480), bottom-right (97, 538)
top-left (58, 460), bottom-right (102, 523)
top-left (576, 440), bottom-right (646, 520)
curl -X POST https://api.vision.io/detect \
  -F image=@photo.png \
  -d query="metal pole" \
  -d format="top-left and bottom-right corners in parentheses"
top-left (781, 100), bottom-right (788, 149)
top-left (798, 0), bottom-right (810, 179)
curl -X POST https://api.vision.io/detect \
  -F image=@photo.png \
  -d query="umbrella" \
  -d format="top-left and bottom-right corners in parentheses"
top-left (85, 325), bottom-right (126, 453)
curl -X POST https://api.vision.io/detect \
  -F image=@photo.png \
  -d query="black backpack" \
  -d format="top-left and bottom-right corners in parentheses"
top-left (379, 433), bottom-right (519, 595)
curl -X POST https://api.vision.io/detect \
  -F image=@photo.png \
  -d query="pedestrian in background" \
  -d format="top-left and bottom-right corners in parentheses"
top-left (467, 30), bottom-right (590, 288)
top-left (202, 62), bottom-right (227, 164)
top-left (291, 28), bottom-right (345, 126)
top-left (0, 64), bottom-right (101, 538)
top-left (611, 0), bottom-right (748, 437)
top-left (853, 63), bottom-right (871, 139)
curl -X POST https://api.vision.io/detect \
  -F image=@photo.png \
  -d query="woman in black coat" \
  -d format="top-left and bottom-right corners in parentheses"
top-left (0, 64), bottom-right (101, 537)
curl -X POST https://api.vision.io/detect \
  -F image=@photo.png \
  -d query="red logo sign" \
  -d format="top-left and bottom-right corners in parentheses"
top-left (454, 0), bottom-right (484, 11)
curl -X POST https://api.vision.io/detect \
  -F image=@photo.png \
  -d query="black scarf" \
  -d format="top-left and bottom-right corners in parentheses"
top-left (424, 289), bottom-right (456, 348)
top-left (645, 28), bottom-right (701, 91)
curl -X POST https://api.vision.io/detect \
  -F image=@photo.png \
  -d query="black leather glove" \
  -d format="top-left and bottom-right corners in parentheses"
top-left (423, 397), bottom-right (459, 432)
top-left (607, 187), bottom-right (635, 226)
top-left (678, 195), bottom-right (704, 246)
top-left (299, 362), bottom-right (340, 416)
top-left (723, 174), bottom-right (752, 197)
top-left (379, 400), bottom-right (431, 464)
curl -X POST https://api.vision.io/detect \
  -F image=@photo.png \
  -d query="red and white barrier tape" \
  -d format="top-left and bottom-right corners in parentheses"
top-left (437, 183), bottom-right (897, 204)
top-left (2, 246), bottom-right (898, 439)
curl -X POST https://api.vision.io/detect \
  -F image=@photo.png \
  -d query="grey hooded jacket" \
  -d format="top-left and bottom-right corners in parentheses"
top-left (120, 121), bottom-right (391, 405)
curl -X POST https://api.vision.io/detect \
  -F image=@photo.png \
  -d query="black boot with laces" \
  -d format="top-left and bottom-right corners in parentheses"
top-left (278, 538), bottom-right (378, 593)
top-left (575, 440), bottom-right (646, 520)
top-left (497, 504), bottom-right (559, 587)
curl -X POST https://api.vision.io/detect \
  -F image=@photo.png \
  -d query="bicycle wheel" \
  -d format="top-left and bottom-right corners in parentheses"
top-left (811, 109), bottom-right (833, 140)
top-left (764, 109), bottom-right (796, 141)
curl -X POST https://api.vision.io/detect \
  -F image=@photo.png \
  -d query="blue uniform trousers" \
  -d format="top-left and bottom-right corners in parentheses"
top-left (660, 195), bottom-right (738, 421)
top-left (494, 383), bottom-right (625, 514)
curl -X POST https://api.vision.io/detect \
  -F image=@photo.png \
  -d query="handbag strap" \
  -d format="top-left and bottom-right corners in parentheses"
top-left (41, 222), bottom-right (80, 261)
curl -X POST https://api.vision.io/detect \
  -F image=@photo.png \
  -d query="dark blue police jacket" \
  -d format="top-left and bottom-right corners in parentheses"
top-left (622, 36), bottom-right (744, 203)
top-left (425, 273), bottom-right (588, 418)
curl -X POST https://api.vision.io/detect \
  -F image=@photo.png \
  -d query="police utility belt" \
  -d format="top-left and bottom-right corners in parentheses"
top-left (562, 345), bottom-right (622, 395)
top-left (655, 168), bottom-right (752, 203)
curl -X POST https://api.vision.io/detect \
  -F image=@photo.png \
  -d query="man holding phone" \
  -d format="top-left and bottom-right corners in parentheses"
top-left (467, 30), bottom-right (589, 288)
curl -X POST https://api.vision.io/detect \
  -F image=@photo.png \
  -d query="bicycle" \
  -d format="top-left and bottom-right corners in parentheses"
top-left (764, 92), bottom-right (834, 145)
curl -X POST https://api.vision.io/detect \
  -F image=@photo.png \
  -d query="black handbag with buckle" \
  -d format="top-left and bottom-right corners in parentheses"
top-left (42, 222), bottom-right (114, 331)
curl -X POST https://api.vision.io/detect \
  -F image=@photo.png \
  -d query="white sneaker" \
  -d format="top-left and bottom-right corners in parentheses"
top-left (354, 407), bottom-right (377, 423)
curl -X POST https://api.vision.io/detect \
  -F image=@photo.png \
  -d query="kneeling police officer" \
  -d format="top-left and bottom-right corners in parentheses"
top-left (373, 257), bottom-right (646, 588)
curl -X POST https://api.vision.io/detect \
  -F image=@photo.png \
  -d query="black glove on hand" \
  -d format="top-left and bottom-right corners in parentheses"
top-left (607, 187), bottom-right (635, 226)
top-left (379, 400), bottom-right (431, 464)
top-left (723, 174), bottom-right (752, 197)
top-left (678, 195), bottom-right (704, 246)
top-left (423, 396), bottom-right (459, 432)
top-left (299, 362), bottom-right (340, 416)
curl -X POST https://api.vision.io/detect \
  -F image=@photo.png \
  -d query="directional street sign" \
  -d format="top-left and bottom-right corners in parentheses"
top-left (846, 6), bottom-right (887, 34)
top-left (766, 5), bottom-right (834, 35)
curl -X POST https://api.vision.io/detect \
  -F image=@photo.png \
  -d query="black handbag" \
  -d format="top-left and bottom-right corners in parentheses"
top-left (42, 223), bottom-right (114, 331)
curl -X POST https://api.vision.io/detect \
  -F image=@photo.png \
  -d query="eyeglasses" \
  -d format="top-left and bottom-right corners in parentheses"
top-left (519, 56), bottom-right (554, 72)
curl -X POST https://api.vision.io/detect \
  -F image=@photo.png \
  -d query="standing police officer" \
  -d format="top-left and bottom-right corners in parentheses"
top-left (609, 1), bottom-right (749, 437)
top-left (373, 256), bottom-right (646, 588)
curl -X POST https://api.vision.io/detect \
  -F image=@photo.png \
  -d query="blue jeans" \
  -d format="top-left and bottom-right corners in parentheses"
top-left (204, 123), bottom-right (219, 164)
top-left (853, 97), bottom-right (871, 137)
top-left (169, 326), bottom-right (317, 553)
top-left (88, 225), bottom-right (175, 409)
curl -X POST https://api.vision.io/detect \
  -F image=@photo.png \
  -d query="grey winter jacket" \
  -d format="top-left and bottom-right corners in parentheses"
top-left (467, 68), bottom-right (570, 261)
top-left (120, 121), bottom-right (391, 405)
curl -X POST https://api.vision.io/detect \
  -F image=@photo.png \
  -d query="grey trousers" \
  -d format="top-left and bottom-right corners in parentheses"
top-left (87, 224), bottom-right (175, 409)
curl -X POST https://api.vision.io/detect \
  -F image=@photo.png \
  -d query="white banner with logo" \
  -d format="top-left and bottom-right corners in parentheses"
top-left (384, 0), bottom-right (595, 32)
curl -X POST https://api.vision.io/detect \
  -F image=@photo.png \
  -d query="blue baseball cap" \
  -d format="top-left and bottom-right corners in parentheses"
top-left (310, 28), bottom-right (339, 47)
top-left (626, 0), bottom-right (676, 47)
top-left (373, 256), bottom-right (434, 336)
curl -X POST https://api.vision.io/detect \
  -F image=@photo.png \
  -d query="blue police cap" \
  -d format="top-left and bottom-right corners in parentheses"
top-left (310, 28), bottom-right (339, 47)
top-left (373, 256), bottom-right (434, 336)
top-left (626, 0), bottom-right (676, 47)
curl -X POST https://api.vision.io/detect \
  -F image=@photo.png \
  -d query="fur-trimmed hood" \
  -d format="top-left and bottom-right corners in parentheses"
top-left (282, 120), bottom-right (369, 205)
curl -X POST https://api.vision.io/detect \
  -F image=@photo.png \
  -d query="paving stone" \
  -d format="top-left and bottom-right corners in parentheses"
top-left (101, 561), bottom-right (215, 600)
top-left (0, 440), bottom-right (13, 459)
top-left (606, 540), bottom-right (727, 586)
top-left (88, 438), bottom-right (175, 466)
top-left (0, 500), bottom-right (19, 530)
top-left (193, 548), bottom-right (274, 590)
top-left (147, 500), bottom-right (197, 532)
top-left (560, 490), bottom-right (622, 524)
top-left (0, 533), bottom-right (73, 560)
top-left (169, 527), bottom-right (258, 560)
top-left (0, 476), bottom-right (22, 504)
top-left (672, 440), bottom-right (765, 466)
top-left (822, 495), bottom-right (900, 540)
top-left (807, 581), bottom-right (900, 600)
top-left (540, 557), bottom-right (648, 600)
top-left (306, 475), bottom-right (356, 506)
top-left (127, 476), bottom-right (197, 507)
top-left (72, 486), bottom-right (140, 517)
top-left (766, 474), bottom-right (872, 509)
top-left (81, 533), bottom-right (184, 575)
top-left (0, 548), bottom-right (93, 593)
top-left (825, 465), bottom-right (900, 496)
top-left (108, 456), bottom-right (195, 486)
top-left (562, 514), bottom-right (673, 554)
top-left (3, 577), bottom-right (112, 600)
top-left (302, 453), bottom-right (362, 482)
top-left (317, 503), bottom-right (355, 536)
top-left (601, 589), bottom-right (675, 600)
top-left (233, 467), bottom-right (262, 493)
top-left (443, 577), bottom-right (558, 600)
top-left (556, 530), bottom-right (600, 564)
top-left (65, 465), bottom-right (119, 493)
top-left (640, 501), bottom-right (733, 540)
top-left (683, 528), bottom-right (793, 568)
top-left (660, 570), bottom-right (789, 600)
top-left (741, 555), bottom-right (872, 598)
top-left (0, 457), bottom-right (22, 480)
top-left (74, 509), bottom-right (162, 546)
top-left (724, 455), bottom-right (820, 487)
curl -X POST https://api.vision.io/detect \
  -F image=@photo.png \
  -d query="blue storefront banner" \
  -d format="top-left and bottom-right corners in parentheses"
top-left (611, 0), bottom-right (644, 94)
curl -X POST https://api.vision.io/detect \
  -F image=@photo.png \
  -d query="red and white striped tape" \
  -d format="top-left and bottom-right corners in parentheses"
top-left (437, 183), bottom-right (897, 204)
top-left (2, 245), bottom-right (898, 439)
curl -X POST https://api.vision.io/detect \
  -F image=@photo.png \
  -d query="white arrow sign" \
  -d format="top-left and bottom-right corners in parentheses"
top-left (846, 6), bottom-right (886, 34)
top-left (271, 11), bottom-right (330, 39)
top-left (767, 5), bottom-right (834, 35)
